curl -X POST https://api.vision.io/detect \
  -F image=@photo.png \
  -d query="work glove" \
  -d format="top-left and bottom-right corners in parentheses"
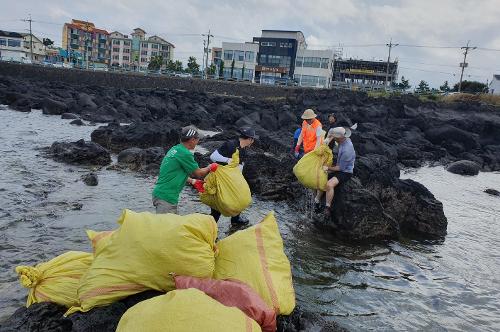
top-left (209, 163), bottom-right (219, 173)
top-left (189, 179), bottom-right (205, 193)
top-left (322, 166), bottom-right (329, 172)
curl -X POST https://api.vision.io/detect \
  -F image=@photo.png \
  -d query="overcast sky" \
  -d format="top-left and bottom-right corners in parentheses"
top-left (2, 0), bottom-right (499, 88)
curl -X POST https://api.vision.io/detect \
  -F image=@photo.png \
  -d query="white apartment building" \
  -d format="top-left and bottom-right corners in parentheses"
top-left (489, 75), bottom-right (500, 95)
top-left (294, 49), bottom-right (334, 88)
top-left (21, 33), bottom-right (46, 62)
top-left (110, 28), bottom-right (174, 70)
top-left (0, 30), bottom-right (25, 62)
top-left (109, 31), bottom-right (132, 68)
top-left (221, 42), bottom-right (259, 81)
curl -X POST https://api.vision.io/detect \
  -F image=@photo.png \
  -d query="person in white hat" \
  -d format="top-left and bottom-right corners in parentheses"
top-left (294, 109), bottom-right (323, 157)
top-left (314, 126), bottom-right (356, 218)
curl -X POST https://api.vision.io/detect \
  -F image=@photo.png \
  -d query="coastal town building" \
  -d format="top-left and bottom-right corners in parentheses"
top-left (21, 33), bottom-right (46, 62)
top-left (62, 19), bottom-right (110, 68)
top-left (489, 75), bottom-right (500, 95)
top-left (0, 30), bottom-right (25, 62)
top-left (252, 30), bottom-right (306, 84)
top-left (331, 58), bottom-right (398, 91)
top-left (294, 48), bottom-right (334, 88)
top-left (111, 28), bottom-right (174, 71)
top-left (221, 42), bottom-right (259, 81)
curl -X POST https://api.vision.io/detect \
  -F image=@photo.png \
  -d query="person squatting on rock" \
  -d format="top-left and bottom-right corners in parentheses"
top-left (207, 127), bottom-right (258, 227)
top-left (294, 109), bottom-right (323, 158)
top-left (152, 126), bottom-right (217, 214)
top-left (315, 127), bottom-right (356, 218)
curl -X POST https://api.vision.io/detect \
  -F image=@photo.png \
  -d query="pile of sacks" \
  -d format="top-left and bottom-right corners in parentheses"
top-left (15, 209), bottom-right (295, 331)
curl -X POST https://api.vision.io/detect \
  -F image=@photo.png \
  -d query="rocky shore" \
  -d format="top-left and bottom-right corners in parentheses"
top-left (1, 69), bottom-right (500, 330)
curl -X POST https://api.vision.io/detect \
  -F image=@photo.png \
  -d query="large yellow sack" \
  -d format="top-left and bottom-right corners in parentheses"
top-left (292, 144), bottom-right (333, 190)
top-left (214, 211), bottom-right (295, 315)
top-left (86, 229), bottom-right (114, 256)
top-left (116, 288), bottom-right (261, 332)
top-left (200, 150), bottom-right (252, 216)
top-left (66, 209), bottom-right (218, 315)
top-left (15, 251), bottom-right (93, 308)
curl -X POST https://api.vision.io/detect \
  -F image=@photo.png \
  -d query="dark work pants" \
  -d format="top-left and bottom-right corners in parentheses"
top-left (210, 208), bottom-right (241, 224)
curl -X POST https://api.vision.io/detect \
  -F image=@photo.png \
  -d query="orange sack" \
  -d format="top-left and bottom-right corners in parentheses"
top-left (174, 275), bottom-right (277, 332)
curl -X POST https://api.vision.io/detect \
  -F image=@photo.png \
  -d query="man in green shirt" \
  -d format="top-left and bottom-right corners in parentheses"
top-left (152, 126), bottom-right (214, 214)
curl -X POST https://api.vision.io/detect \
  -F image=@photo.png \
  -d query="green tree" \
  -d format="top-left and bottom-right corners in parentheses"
top-left (208, 63), bottom-right (216, 76)
top-left (439, 81), bottom-right (451, 92)
top-left (452, 80), bottom-right (488, 93)
top-left (415, 80), bottom-right (430, 94)
top-left (230, 59), bottom-right (235, 78)
top-left (186, 56), bottom-right (200, 74)
top-left (218, 61), bottom-right (224, 78)
top-left (148, 56), bottom-right (163, 70)
top-left (398, 76), bottom-right (411, 91)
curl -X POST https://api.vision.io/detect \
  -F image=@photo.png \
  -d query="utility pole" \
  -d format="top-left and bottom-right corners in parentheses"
top-left (385, 38), bottom-right (398, 89)
top-left (458, 40), bottom-right (476, 93)
top-left (202, 29), bottom-right (213, 79)
top-left (202, 40), bottom-right (206, 77)
top-left (21, 14), bottom-right (33, 61)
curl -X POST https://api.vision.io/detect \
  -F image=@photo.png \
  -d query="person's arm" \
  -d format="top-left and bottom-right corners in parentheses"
top-left (210, 150), bottom-right (231, 164)
top-left (295, 130), bottom-right (303, 149)
top-left (192, 166), bottom-right (211, 178)
top-left (314, 126), bottom-right (323, 150)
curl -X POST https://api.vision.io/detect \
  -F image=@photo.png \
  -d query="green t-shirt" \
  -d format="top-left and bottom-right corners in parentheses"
top-left (152, 144), bottom-right (199, 205)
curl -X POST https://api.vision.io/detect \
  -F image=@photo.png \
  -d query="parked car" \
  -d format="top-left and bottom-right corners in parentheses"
top-left (52, 62), bottom-right (64, 68)
top-left (174, 73), bottom-right (192, 78)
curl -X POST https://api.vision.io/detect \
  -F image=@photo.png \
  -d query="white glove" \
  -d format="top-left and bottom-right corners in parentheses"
top-left (322, 166), bottom-right (329, 172)
top-left (226, 158), bottom-right (232, 164)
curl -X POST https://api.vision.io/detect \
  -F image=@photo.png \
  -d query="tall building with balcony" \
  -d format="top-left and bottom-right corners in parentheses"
top-left (221, 42), bottom-right (259, 81)
top-left (124, 28), bottom-right (174, 71)
top-left (62, 19), bottom-right (110, 67)
top-left (109, 31), bottom-right (132, 68)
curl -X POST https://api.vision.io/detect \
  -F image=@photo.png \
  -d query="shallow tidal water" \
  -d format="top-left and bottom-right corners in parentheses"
top-left (0, 107), bottom-right (499, 331)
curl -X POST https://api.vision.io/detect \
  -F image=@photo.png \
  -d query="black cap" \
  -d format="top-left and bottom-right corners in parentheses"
top-left (240, 127), bottom-right (258, 139)
top-left (181, 126), bottom-right (201, 139)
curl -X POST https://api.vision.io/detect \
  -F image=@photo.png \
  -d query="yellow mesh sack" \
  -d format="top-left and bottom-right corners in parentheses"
top-left (200, 150), bottom-right (252, 217)
top-left (292, 144), bottom-right (333, 190)
top-left (66, 209), bottom-right (218, 315)
top-left (86, 230), bottom-right (114, 256)
top-left (214, 211), bottom-right (295, 315)
top-left (15, 251), bottom-right (93, 308)
top-left (116, 288), bottom-right (261, 332)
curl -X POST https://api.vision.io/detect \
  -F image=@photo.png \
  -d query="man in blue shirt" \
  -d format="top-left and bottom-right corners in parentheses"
top-left (316, 126), bottom-right (356, 218)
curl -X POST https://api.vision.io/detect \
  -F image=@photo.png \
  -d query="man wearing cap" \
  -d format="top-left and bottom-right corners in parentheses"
top-left (152, 126), bottom-right (217, 214)
top-left (294, 109), bottom-right (323, 157)
top-left (208, 127), bottom-right (257, 226)
top-left (315, 126), bottom-right (356, 217)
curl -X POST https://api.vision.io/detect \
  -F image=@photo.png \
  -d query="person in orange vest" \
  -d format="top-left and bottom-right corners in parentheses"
top-left (294, 109), bottom-right (323, 157)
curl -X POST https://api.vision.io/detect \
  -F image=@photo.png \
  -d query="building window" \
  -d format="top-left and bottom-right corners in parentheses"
top-left (151, 44), bottom-right (159, 49)
top-left (223, 50), bottom-right (233, 60)
top-left (320, 58), bottom-right (329, 69)
top-left (112, 47), bottom-right (120, 53)
top-left (123, 40), bottom-right (131, 46)
top-left (141, 50), bottom-right (148, 55)
top-left (7, 39), bottom-right (21, 47)
top-left (214, 50), bottom-right (222, 58)
top-left (0, 38), bottom-right (6, 46)
top-left (280, 42), bottom-right (292, 48)
top-left (244, 51), bottom-right (254, 62)
top-left (122, 55), bottom-right (129, 61)
top-left (161, 44), bottom-right (169, 50)
top-left (141, 42), bottom-right (148, 48)
top-left (112, 40), bottom-right (120, 45)
top-left (123, 48), bottom-right (130, 53)
top-left (113, 55), bottom-right (119, 60)
top-left (298, 75), bottom-right (327, 87)
top-left (151, 51), bottom-right (158, 56)
top-left (296, 56), bottom-right (303, 67)
top-left (234, 50), bottom-right (244, 61)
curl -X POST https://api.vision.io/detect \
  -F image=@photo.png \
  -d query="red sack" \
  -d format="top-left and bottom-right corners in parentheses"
top-left (174, 275), bottom-right (277, 332)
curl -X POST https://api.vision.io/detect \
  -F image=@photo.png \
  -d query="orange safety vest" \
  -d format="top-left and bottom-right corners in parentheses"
top-left (301, 119), bottom-right (323, 153)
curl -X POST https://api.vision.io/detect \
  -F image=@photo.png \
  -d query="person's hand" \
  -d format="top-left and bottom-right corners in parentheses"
top-left (322, 166), bottom-right (329, 172)
top-left (209, 163), bottom-right (218, 172)
top-left (294, 145), bottom-right (300, 153)
top-left (190, 179), bottom-right (205, 193)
